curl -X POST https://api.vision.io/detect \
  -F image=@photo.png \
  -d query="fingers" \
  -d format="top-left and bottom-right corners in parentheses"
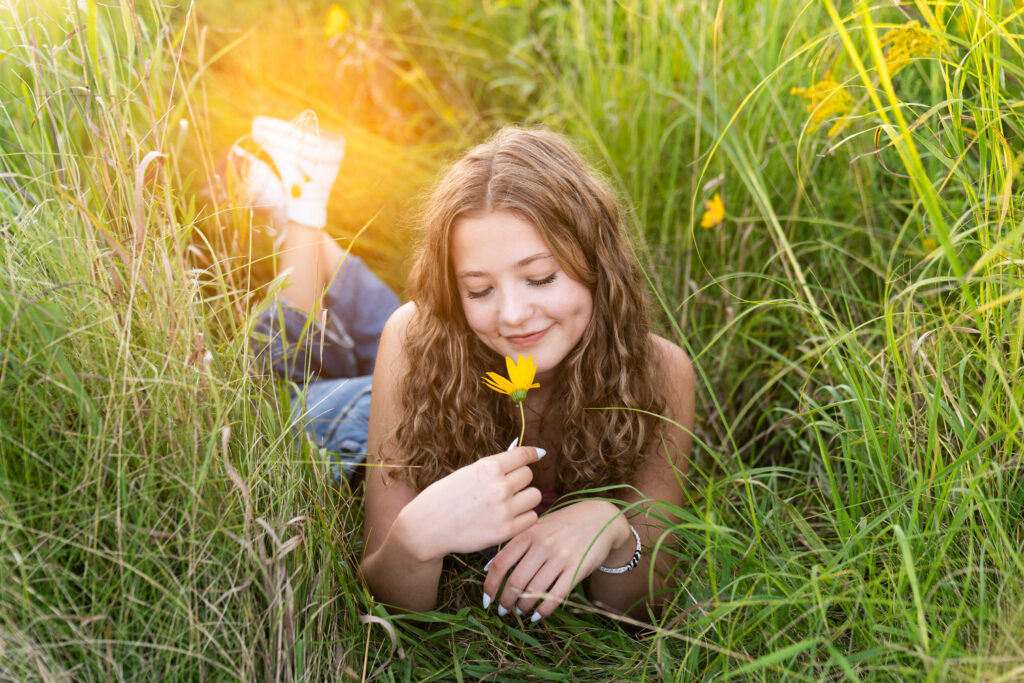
top-left (482, 527), bottom-right (571, 622)
top-left (531, 572), bottom-right (573, 621)
top-left (504, 465), bottom-right (535, 494)
top-left (483, 536), bottom-right (531, 604)
top-left (495, 445), bottom-right (546, 473)
top-left (508, 509), bottom-right (538, 541)
top-left (495, 553), bottom-right (543, 614)
top-left (514, 562), bottom-right (561, 614)
top-left (510, 486), bottom-right (542, 515)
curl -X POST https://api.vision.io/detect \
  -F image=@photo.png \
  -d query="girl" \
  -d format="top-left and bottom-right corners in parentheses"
top-left (361, 127), bottom-right (694, 621)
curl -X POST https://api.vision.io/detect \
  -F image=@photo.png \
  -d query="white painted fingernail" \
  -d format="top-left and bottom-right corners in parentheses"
top-left (482, 593), bottom-right (491, 610)
top-left (514, 606), bottom-right (524, 616)
top-left (497, 604), bottom-right (508, 617)
top-left (535, 448), bottom-right (546, 459)
top-left (531, 611), bottom-right (542, 623)
top-left (508, 437), bottom-right (519, 450)
top-left (483, 557), bottom-right (494, 572)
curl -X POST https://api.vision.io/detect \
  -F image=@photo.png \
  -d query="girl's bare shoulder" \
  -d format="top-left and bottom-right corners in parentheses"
top-left (387, 301), bottom-right (419, 334)
top-left (649, 333), bottom-right (692, 378)
top-left (373, 303), bottom-right (420, 386)
top-left (378, 302), bottom-right (420, 354)
top-left (648, 333), bottom-right (695, 409)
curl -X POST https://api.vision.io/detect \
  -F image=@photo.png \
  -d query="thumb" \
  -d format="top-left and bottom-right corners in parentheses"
top-left (496, 443), bottom-right (546, 472)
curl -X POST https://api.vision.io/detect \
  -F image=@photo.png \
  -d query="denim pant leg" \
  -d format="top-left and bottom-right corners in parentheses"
top-left (321, 252), bottom-right (401, 375)
top-left (293, 374), bottom-right (374, 481)
top-left (250, 254), bottom-right (400, 481)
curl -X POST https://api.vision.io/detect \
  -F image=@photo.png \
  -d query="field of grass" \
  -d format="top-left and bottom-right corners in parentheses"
top-left (1, 0), bottom-right (1023, 679)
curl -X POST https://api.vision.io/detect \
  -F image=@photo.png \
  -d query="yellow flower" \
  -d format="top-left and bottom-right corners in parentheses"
top-left (922, 237), bottom-right (938, 252)
top-left (879, 21), bottom-right (940, 76)
top-left (700, 193), bottom-right (725, 228)
top-left (482, 355), bottom-right (540, 404)
top-left (790, 78), bottom-right (854, 136)
top-left (324, 4), bottom-right (349, 39)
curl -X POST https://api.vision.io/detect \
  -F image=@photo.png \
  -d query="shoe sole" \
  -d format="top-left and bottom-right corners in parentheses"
top-left (252, 116), bottom-right (345, 165)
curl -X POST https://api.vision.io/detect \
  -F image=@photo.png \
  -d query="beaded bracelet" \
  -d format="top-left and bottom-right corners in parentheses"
top-left (597, 524), bottom-right (642, 574)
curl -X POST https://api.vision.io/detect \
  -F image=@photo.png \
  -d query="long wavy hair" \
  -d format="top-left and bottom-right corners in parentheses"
top-left (392, 127), bottom-right (666, 495)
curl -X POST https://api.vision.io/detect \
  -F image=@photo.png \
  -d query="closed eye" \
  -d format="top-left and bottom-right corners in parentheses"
top-left (465, 273), bottom-right (556, 300)
top-left (528, 273), bottom-right (557, 287)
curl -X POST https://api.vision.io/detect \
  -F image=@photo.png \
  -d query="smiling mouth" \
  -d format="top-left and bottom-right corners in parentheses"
top-left (506, 328), bottom-right (548, 346)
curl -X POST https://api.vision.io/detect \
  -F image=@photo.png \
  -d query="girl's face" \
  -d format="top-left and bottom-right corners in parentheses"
top-left (451, 210), bottom-right (593, 382)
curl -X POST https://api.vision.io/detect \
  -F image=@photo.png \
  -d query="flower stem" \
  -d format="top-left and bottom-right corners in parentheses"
top-left (517, 401), bottom-right (526, 447)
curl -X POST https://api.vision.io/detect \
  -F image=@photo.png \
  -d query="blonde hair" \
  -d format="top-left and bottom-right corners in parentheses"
top-left (393, 127), bottom-right (665, 494)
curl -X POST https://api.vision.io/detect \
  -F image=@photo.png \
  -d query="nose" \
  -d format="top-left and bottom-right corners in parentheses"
top-left (498, 288), bottom-right (532, 327)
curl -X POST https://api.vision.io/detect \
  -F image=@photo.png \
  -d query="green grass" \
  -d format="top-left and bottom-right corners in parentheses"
top-left (2, 0), bottom-right (1023, 679)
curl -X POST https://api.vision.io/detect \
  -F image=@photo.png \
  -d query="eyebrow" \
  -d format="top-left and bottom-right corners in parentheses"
top-left (456, 253), bottom-right (554, 279)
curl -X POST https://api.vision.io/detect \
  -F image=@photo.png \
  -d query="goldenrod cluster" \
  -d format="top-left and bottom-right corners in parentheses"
top-left (879, 21), bottom-right (940, 75)
top-left (789, 78), bottom-right (854, 137)
top-left (790, 17), bottom-right (948, 136)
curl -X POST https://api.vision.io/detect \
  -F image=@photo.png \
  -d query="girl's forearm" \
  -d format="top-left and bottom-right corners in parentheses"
top-left (360, 513), bottom-right (445, 611)
top-left (586, 518), bottom-right (668, 619)
top-left (587, 555), bottom-right (665, 619)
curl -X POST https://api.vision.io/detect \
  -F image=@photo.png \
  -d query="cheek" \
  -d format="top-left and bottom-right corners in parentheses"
top-left (558, 283), bottom-right (593, 326)
top-left (579, 296), bottom-right (594, 328)
top-left (461, 302), bottom-right (493, 336)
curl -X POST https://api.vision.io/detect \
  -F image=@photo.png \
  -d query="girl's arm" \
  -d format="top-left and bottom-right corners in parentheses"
top-left (588, 336), bottom-right (693, 617)
top-left (484, 336), bottom-right (695, 621)
top-left (360, 304), bottom-right (439, 610)
top-left (360, 304), bottom-right (544, 611)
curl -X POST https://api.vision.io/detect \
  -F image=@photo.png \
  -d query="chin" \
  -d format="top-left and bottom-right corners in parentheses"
top-left (533, 350), bottom-right (568, 376)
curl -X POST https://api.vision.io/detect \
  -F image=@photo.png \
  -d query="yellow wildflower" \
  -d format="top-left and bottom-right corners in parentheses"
top-left (482, 355), bottom-right (540, 404)
top-left (790, 78), bottom-right (854, 137)
top-left (921, 237), bottom-right (939, 260)
top-left (879, 21), bottom-right (940, 75)
top-left (324, 4), bottom-right (349, 39)
top-left (700, 193), bottom-right (725, 228)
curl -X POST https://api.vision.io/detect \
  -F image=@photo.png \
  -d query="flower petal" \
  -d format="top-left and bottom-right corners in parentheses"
top-left (485, 356), bottom-right (540, 400)
top-left (506, 355), bottom-right (518, 382)
top-left (482, 372), bottom-right (513, 394)
top-left (524, 356), bottom-right (537, 387)
top-left (507, 355), bottom-right (521, 387)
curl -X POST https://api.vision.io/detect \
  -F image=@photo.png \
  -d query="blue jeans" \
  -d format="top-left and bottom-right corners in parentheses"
top-left (250, 254), bottom-right (400, 481)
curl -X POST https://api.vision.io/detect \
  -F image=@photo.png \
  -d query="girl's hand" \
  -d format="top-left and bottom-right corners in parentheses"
top-left (483, 500), bottom-right (633, 620)
top-left (395, 442), bottom-right (544, 562)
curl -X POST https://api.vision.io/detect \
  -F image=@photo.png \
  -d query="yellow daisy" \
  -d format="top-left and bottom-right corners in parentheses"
top-left (324, 4), bottom-right (349, 39)
top-left (700, 193), bottom-right (725, 228)
top-left (482, 355), bottom-right (540, 404)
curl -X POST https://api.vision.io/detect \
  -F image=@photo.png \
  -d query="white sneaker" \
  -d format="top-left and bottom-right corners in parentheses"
top-left (223, 146), bottom-right (287, 215)
top-left (251, 114), bottom-right (345, 229)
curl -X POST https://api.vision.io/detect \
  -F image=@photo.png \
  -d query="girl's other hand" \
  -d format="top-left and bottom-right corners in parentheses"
top-left (482, 500), bottom-right (632, 621)
top-left (395, 442), bottom-right (544, 562)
